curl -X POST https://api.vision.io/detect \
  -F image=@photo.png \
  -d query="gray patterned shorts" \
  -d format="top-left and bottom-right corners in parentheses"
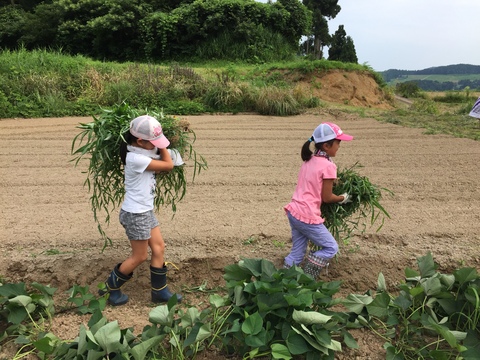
top-left (119, 209), bottom-right (159, 240)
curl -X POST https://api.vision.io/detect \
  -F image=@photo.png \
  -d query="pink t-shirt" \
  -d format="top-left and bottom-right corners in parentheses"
top-left (284, 156), bottom-right (337, 224)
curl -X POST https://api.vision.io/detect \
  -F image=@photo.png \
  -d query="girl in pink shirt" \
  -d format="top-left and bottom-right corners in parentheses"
top-left (284, 122), bottom-right (353, 278)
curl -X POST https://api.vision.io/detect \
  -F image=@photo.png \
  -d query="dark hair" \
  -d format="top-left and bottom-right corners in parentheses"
top-left (300, 136), bottom-right (335, 161)
top-left (120, 130), bottom-right (139, 165)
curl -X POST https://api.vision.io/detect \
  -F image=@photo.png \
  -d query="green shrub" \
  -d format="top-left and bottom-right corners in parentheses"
top-left (0, 90), bottom-right (13, 118)
top-left (255, 86), bottom-right (301, 116)
top-left (432, 92), bottom-right (465, 103)
top-left (412, 99), bottom-right (439, 114)
top-left (395, 81), bottom-right (421, 98)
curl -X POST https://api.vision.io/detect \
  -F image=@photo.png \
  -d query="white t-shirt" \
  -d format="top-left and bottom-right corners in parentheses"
top-left (121, 152), bottom-right (156, 213)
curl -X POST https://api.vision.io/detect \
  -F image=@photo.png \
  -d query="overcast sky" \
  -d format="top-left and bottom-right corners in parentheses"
top-left (256, 0), bottom-right (480, 72)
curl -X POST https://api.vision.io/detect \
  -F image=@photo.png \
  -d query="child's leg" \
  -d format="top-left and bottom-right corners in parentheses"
top-left (284, 212), bottom-right (309, 267)
top-left (119, 240), bottom-right (149, 275)
top-left (118, 209), bottom-right (154, 275)
top-left (302, 224), bottom-right (338, 278)
top-left (306, 224), bottom-right (338, 259)
top-left (149, 226), bottom-right (182, 303)
top-left (148, 226), bottom-right (165, 267)
top-left (101, 241), bottom-right (147, 306)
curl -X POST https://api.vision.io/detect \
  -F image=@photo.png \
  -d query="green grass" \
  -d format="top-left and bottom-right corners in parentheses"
top-left (376, 108), bottom-right (480, 140)
top-left (0, 49), bottom-right (382, 118)
top-left (1, 49), bottom-right (479, 142)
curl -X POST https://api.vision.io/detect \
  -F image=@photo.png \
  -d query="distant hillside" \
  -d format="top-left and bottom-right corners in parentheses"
top-left (381, 64), bottom-right (480, 91)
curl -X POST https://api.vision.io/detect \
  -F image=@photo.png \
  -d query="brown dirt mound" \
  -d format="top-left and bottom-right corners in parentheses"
top-left (290, 69), bottom-right (394, 109)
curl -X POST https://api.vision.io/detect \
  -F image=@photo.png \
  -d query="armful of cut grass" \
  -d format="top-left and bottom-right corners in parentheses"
top-left (71, 102), bottom-right (207, 248)
top-left (321, 162), bottom-right (393, 244)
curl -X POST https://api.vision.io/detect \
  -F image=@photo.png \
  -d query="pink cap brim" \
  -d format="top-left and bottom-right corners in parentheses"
top-left (149, 135), bottom-right (170, 149)
top-left (336, 134), bottom-right (353, 141)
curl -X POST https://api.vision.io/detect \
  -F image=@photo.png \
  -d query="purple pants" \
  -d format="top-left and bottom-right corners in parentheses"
top-left (284, 211), bottom-right (338, 267)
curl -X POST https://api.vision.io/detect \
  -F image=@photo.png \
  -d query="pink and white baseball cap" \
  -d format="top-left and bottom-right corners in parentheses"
top-left (130, 115), bottom-right (170, 149)
top-left (312, 122), bottom-right (353, 143)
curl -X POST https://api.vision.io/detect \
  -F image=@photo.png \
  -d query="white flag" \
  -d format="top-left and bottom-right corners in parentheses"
top-left (469, 96), bottom-right (480, 119)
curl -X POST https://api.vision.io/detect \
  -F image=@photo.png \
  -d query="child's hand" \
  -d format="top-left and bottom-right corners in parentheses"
top-left (338, 193), bottom-right (352, 204)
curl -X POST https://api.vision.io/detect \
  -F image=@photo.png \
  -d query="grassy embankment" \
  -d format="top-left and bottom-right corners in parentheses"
top-left (0, 48), bottom-right (478, 140)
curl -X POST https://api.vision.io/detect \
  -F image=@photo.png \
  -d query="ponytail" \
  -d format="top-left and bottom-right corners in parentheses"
top-left (120, 130), bottom-right (139, 165)
top-left (301, 136), bottom-right (319, 161)
top-left (300, 137), bottom-right (335, 161)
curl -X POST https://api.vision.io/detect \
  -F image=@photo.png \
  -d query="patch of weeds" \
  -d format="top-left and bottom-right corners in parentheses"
top-left (302, 95), bottom-right (322, 108)
top-left (242, 236), bottom-right (257, 245)
top-left (310, 79), bottom-right (322, 89)
top-left (423, 128), bottom-right (438, 135)
top-left (346, 244), bottom-right (360, 253)
top-left (41, 249), bottom-right (61, 255)
top-left (272, 239), bottom-right (285, 248)
top-left (255, 86), bottom-right (301, 116)
top-left (412, 99), bottom-right (439, 114)
top-left (181, 280), bottom-right (224, 294)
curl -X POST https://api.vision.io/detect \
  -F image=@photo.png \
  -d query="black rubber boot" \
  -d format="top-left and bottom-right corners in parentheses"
top-left (99, 263), bottom-right (132, 306)
top-left (302, 253), bottom-right (330, 279)
top-left (150, 265), bottom-right (182, 303)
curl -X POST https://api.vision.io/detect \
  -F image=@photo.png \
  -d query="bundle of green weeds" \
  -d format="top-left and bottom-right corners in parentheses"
top-left (320, 163), bottom-right (392, 244)
top-left (71, 102), bottom-right (207, 247)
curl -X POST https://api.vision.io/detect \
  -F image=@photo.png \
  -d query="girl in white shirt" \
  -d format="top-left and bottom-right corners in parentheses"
top-left (100, 115), bottom-right (182, 306)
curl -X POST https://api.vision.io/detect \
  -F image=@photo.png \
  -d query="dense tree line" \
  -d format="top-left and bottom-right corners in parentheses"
top-left (406, 79), bottom-right (480, 91)
top-left (382, 64), bottom-right (480, 91)
top-left (382, 64), bottom-right (480, 82)
top-left (0, 0), bottom-right (358, 63)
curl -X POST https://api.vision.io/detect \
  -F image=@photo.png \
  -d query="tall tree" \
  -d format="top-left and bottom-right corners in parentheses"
top-left (56, 0), bottom-right (148, 61)
top-left (144, 0), bottom-right (194, 12)
top-left (302, 0), bottom-right (340, 59)
top-left (275, 0), bottom-right (311, 49)
top-left (328, 25), bottom-right (358, 63)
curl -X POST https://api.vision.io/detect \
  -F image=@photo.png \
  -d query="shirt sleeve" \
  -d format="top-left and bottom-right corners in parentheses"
top-left (128, 153), bottom-right (152, 173)
top-left (323, 161), bottom-right (337, 180)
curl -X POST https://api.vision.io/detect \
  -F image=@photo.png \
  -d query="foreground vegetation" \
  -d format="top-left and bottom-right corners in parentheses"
top-left (1, 254), bottom-right (479, 359)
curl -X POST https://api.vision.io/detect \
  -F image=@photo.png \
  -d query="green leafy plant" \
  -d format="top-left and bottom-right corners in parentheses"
top-left (321, 162), bottom-right (392, 244)
top-left (343, 252), bottom-right (480, 359)
top-left (66, 284), bottom-right (107, 315)
top-left (0, 281), bottom-right (113, 359)
top-left (220, 258), bottom-right (358, 358)
top-left (71, 102), bottom-right (207, 247)
top-left (51, 295), bottom-right (230, 359)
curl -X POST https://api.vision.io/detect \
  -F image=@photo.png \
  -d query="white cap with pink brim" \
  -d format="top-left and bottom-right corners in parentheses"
top-left (130, 115), bottom-right (170, 149)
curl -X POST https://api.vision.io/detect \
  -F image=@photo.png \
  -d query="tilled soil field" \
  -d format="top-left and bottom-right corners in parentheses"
top-left (1, 112), bottom-right (479, 359)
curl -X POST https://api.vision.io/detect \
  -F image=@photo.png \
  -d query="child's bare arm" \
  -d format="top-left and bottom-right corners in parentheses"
top-left (321, 179), bottom-right (344, 203)
top-left (146, 148), bottom-right (174, 172)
